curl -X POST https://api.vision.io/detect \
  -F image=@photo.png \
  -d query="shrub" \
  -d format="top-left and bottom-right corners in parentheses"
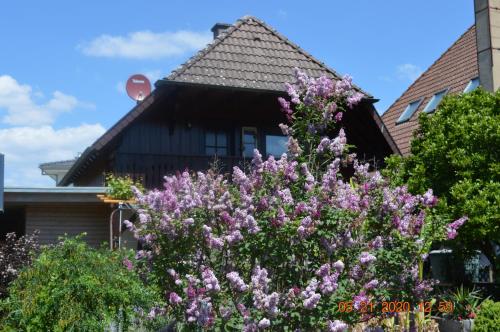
top-left (0, 231), bottom-right (40, 299)
top-left (127, 69), bottom-right (465, 330)
top-left (0, 235), bottom-right (161, 331)
top-left (106, 173), bottom-right (144, 200)
top-left (384, 89), bottom-right (500, 280)
top-left (473, 300), bottom-right (500, 332)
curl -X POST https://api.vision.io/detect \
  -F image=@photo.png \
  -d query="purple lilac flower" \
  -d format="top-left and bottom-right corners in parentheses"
top-left (353, 290), bottom-right (369, 310)
top-left (316, 263), bottom-right (331, 277)
top-left (301, 278), bottom-right (321, 309)
top-left (219, 306), bottom-right (232, 319)
top-left (122, 258), bottom-right (133, 271)
top-left (258, 318), bottom-right (271, 329)
top-left (334, 111), bottom-right (343, 122)
top-left (421, 189), bottom-right (438, 207)
top-left (446, 216), bottom-right (467, 239)
top-left (169, 292), bottom-right (182, 305)
top-left (330, 128), bottom-right (347, 156)
top-left (316, 137), bottom-right (331, 154)
top-left (364, 279), bottom-right (379, 290)
top-left (347, 92), bottom-right (364, 109)
top-left (227, 271), bottom-right (248, 292)
top-left (359, 252), bottom-right (377, 265)
top-left (202, 267), bottom-right (220, 292)
top-left (327, 320), bottom-right (348, 332)
top-left (369, 236), bottom-right (383, 250)
top-left (278, 123), bottom-right (291, 136)
top-left (349, 264), bottom-right (364, 280)
top-left (333, 260), bottom-right (345, 273)
top-left (287, 137), bottom-right (302, 157)
top-left (123, 220), bottom-right (134, 230)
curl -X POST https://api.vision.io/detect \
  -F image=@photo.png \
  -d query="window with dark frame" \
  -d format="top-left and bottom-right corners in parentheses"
top-left (242, 127), bottom-right (257, 158)
top-left (205, 130), bottom-right (228, 156)
top-left (423, 89), bottom-right (448, 114)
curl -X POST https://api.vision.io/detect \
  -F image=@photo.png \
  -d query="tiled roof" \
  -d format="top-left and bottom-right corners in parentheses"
top-left (381, 25), bottom-right (478, 156)
top-left (59, 15), bottom-right (388, 186)
top-left (165, 15), bottom-right (370, 96)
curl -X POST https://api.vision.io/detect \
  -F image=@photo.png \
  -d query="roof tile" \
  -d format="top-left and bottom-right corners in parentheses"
top-left (381, 26), bottom-right (478, 156)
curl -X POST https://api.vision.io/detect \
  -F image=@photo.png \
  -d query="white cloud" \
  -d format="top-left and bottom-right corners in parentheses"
top-left (0, 75), bottom-right (90, 126)
top-left (79, 30), bottom-right (212, 59)
top-left (0, 124), bottom-right (106, 187)
top-left (396, 63), bottom-right (423, 81)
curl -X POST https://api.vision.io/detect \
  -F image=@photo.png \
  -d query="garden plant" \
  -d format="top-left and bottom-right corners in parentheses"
top-left (0, 235), bottom-right (162, 331)
top-left (384, 89), bottom-right (499, 281)
top-left (128, 69), bottom-right (466, 330)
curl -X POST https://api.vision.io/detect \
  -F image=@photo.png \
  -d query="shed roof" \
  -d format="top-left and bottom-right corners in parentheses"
top-left (381, 25), bottom-right (478, 156)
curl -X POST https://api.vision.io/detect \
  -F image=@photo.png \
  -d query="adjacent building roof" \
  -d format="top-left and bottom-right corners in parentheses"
top-left (381, 25), bottom-right (479, 156)
top-left (4, 187), bottom-right (106, 203)
top-left (164, 15), bottom-right (370, 95)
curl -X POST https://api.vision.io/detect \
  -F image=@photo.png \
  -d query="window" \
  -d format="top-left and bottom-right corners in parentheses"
top-left (242, 127), bottom-right (257, 158)
top-left (463, 77), bottom-right (479, 93)
top-left (266, 135), bottom-right (287, 157)
top-left (205, 130), bottom-right (228, 156)
top-left (396, 98), bottom-right (423, 124)
top-left (422, 89), bottom-right (448, 114)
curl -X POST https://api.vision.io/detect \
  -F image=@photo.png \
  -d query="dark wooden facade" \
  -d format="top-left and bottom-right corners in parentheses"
top-left (71, 83), bottom-right (394, 189)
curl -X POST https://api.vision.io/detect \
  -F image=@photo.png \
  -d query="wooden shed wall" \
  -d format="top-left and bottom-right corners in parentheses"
top-left (25, 204), bottom-right (111, 247)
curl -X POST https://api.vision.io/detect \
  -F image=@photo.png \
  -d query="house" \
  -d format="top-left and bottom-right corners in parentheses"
top-left (2, 15), bottom-right (397, 247)
top-left (382, 0), bottom-right (500, 155)
top-left (57, 15), bottom-right (397, 189)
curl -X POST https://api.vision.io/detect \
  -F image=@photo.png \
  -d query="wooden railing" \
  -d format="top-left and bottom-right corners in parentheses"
top-left (114, 153), bottom-right (247, 188)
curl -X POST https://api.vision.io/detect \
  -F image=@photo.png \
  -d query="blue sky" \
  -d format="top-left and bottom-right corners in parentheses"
top-left (0, 0), bottom-right (474, 186)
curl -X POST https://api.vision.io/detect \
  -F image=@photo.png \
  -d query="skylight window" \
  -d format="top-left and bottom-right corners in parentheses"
top-left (463, 77), bottom-right (479, 93)
top-left (423, 89), bottom-right (448, 114)
top-left (396, 99), bottom-right (423, 124)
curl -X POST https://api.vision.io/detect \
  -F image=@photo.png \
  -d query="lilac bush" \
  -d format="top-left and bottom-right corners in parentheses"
top-left (127, 69), bottom-right (465, 330)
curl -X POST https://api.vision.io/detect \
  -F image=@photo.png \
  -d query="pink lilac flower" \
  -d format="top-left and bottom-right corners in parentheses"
top-left (327, 320), bottom-right (348, 332)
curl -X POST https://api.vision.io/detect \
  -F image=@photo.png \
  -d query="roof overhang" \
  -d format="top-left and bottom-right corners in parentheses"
top-left (4, 187), bottom-right (107, 204)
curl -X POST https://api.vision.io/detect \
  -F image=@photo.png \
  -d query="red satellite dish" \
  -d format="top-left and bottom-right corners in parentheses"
top-left (126, 74), bottom-right (151, 102)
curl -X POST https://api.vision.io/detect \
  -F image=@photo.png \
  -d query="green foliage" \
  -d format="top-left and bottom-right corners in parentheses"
top-left (383, 89), bottom-right (500, 271)
top-left (0, 235), bottom-right (161, 331)
top-left (106, 173), bottom-right (144, 200)
top-left (473, 300), bottom-right (500, 332)
top-left (444, 285), bottom-right (483, 320)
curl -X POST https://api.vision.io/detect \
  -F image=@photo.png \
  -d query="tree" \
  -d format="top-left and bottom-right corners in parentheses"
top-left (384, 88), bottom-right (500, 281)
